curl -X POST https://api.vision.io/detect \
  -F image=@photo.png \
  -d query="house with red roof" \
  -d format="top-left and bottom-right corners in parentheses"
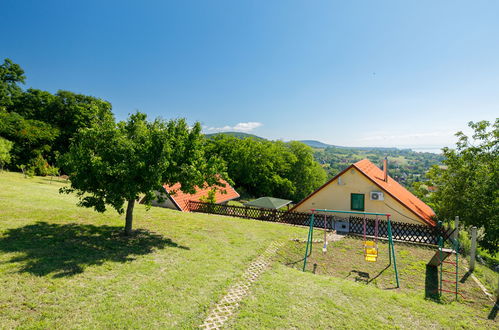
top-left (291, 159), bottom-right (436, 226)
top-left (150, 178), bottom-right (240, 212)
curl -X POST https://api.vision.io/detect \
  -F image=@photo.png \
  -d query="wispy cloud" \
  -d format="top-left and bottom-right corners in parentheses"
top-left (204, 122), bottom-right (263, 133)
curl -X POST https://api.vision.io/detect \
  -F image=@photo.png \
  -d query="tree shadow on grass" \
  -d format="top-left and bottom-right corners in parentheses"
top-left (488, 299), bottom-right (498, 320)
top-left (0, 222), bottom-right (188, 278)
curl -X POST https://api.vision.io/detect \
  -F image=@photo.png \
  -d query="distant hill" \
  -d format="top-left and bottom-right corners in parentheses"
top-left (206, 134), bottom-right (429, 154)
top-left (299, 140), bottom-right (403, 151)
top-left (298, 140), bottom-right (333, 148)
top-left (205, 132), bottom-right (266, 140)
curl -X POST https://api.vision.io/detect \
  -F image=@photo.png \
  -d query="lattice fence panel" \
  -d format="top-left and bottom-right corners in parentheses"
top-left (188, 201), bottom-right (439, 245)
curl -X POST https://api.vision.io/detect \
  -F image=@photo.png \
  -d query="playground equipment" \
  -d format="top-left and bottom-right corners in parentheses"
top-left (428, 220), bottom-right (463, 299)
top-left (322, 214), bottom-right (328, 253)
top-left (302, 209), bottom-right (399, 288)
top-left (363, 215), bottom-right (379, 262)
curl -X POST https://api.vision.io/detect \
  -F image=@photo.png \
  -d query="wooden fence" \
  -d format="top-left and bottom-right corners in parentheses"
top-left (188, 201), bottom-right (441, 245)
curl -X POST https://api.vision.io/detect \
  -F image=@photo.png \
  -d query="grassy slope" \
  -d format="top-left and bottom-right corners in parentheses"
top-left (0, 172), bottom-right (305, 328)
top-left (277, 235), bottom-right (493, 310)
top-left (229, 264), bottom-right (491, 329)
top-left (248, 235), bottom-right (495, 328)
top-left (0, 172), bottom-right (496, 328)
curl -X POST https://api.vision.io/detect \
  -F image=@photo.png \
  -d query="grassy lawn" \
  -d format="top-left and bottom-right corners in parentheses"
top-left (229, 264), bottom-right (493, 329)
top-left (475, 262), bottom-right (499, 296)
top-left (276, 233), bottom-right (496, 317)
top-left (0, 172), bottom-right (496, 328)
top-left (277, 235), bottom-right (493, 310)
top-left (0, 172), bottom-right (305, 328)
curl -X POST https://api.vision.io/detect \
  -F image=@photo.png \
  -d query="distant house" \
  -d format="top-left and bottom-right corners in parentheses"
top-left (150, 178), bottom-right (240, 212)
top-left (291, 159), bottom-right (436, 226)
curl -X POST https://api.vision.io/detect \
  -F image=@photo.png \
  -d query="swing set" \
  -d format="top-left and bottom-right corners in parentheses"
top-left (302, 209), bottom-right (400, 288)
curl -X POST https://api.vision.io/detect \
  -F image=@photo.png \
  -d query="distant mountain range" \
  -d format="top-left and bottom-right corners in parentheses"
top-left (297, 140), bottom-right (333, 148)
top-left (205, 132), bottom-right (405, 151)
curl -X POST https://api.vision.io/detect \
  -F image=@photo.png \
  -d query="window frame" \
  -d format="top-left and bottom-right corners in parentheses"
top-left (350, 193), bottom-right (365, 211)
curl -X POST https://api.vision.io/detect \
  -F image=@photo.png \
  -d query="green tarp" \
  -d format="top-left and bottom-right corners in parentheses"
top-left (244, 197), bottom-right (292, 210)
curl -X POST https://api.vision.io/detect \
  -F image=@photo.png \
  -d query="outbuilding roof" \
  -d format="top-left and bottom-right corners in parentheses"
top-left (244, 197), bottom-right (292, 210)
top-left (163, 178), bottom-right (240, 211)
top-left (291, 159), bottom-right (436, 226)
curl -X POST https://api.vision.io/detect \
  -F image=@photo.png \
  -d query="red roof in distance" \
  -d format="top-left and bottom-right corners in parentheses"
top-left (163, 178), bottom-right (239, 212)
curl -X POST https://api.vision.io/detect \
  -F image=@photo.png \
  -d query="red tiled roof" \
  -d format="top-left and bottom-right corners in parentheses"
top-left (291, 159), bottom-right (436, 226)
top-left (352, 159), bottom-right (435, 226)
top-left (163, 178), bottom-right (239, 212)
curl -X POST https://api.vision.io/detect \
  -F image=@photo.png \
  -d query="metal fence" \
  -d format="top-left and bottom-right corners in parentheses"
top-left (188, 201), bottom-right (440, 245)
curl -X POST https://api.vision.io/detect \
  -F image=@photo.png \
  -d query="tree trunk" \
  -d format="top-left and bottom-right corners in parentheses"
top-left (125, 198), bottom-right (135, 236)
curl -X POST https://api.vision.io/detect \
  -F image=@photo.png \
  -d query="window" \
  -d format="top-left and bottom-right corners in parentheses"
top-left (351, 193), bottom-right (365, 211)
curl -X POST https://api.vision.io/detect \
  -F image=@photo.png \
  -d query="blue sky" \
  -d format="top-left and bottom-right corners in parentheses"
top-left (2, 1), bottom-right (498, 149)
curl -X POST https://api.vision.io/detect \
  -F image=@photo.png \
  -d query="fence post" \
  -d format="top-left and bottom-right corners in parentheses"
top-left (470, 226), bottom-right (477, 271)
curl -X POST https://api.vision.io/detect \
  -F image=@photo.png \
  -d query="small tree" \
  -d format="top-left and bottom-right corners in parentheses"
top-left (61, 112), bottom-right (226, 236)
top-left (48, 165), bottom-right (60, 184)
top-left (0, 136), bottom-right (13, 171)
top-left (199, 188), bottom-right (219, 204)
top-left (17, 164), bottom-right (34, 178)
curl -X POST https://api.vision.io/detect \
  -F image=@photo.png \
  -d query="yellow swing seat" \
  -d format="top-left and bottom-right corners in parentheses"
top-left (364, 240), bottom-right (378, 262)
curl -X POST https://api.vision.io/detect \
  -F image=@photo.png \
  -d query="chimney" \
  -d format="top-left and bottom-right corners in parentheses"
top-left (383, 157), bottom-right (388, 182)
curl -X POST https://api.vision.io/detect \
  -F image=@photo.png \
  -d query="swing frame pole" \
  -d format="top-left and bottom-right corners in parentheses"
top-left (303, 212), bottom-right (315, 271)
top-left (387, 215), bottom-right (400, 288)
top-left (301, 208), bottom-right (400, 288)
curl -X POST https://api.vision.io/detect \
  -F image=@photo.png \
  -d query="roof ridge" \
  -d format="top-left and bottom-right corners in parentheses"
top-left (291, 158), bottom-right (436, 226)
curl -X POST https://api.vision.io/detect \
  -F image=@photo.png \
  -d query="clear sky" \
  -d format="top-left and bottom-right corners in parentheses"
top-left (2, 0), bottom-right (498, 149)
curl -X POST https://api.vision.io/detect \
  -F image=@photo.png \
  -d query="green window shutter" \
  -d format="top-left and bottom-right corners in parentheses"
top-left (351, 193), bottom-right (365, 211)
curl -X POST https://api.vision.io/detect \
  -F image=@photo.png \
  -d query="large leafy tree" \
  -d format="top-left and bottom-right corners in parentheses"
top-left (11, 89), bottom-right (114, 160)
top-left (425, 120), bottom-right (498, 254)
top-left (286, 141), bottom-right (327, 201)
top-left (0, 110), bottom-right (59, 166)
top-left (205, 135), bottom-right (326, 201)
top-left (0, 58), bottom-right (115, 167)
top-left (0, 58), bottom-right (25, 108)
top-left (61, 112), bottom-right (225, 235)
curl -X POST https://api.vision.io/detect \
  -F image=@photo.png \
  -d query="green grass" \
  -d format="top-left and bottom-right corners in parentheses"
top-left (0, 172), bottom-right (304, 328)
top-left (276, 234), bottom-right (495, 313)
top-left (0, 171), bottom-right (496, 328)
top-left (229, 264), bottom-right (492, 329)
top-left (474, 263), bottom-right (499, 296)
top-left (226, 200), bottom-right (244, 207)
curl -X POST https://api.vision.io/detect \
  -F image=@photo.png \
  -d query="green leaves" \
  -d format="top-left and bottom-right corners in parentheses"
top-left (427, 119), bottom-right (498, 254)
top-left (61, 112), bottom-right (225, 233)
top-left (0, 136), bottom-right (13, 170)
top-left (0, 58), bottom-right (25, 107)
top-left (0, 109), bottom-right (59, 166)
top-left (0, 58), bottom-right (115, 168)
top-left (205, 136), bottom-right (326, 201)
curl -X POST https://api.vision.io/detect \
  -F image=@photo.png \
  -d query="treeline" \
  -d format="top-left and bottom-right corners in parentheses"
top-left (0, 58), bottom-right (327, 203)
top-left (205, 135), bottom-right (326, 202)
top-left (0, 59), bottom-right (114, 175)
